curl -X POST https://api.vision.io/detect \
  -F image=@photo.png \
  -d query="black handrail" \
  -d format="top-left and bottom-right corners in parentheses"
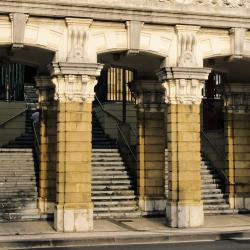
top-left (94, 95), bottom-right (137, 162)
top-left (201, 130), bottom-right (231, 185)
top-left (0, 107), bottom-right (28, 128)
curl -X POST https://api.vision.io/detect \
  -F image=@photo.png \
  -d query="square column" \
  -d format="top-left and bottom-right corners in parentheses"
top-left (130, 80), bottom-right (166, 215)
top-left (36, 76), bottom-right (57, 215)
top-left (224, 83), bottom-right (250, 210)
top-left (50, 62), bottom-right (103, 232)
top-left (157, 67), bottom-right (210, 227)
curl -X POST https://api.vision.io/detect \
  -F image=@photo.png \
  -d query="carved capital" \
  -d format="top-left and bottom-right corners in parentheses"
top-left (175, 25), bottom-right (200, 67)
top-left (49, 62), bottom-right (103, 103)
top-left (130, 80), bottom-right (165, 112)
top-left (223, 83), bottom-right (250, 113)
top-left (156, 67), bottom-right (211, 105)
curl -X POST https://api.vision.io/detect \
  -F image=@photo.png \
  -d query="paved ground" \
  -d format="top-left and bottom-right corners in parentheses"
top-left (0, 214), bottom-right (250, 249)
top-left (15, 240), bottom-right (250, 250)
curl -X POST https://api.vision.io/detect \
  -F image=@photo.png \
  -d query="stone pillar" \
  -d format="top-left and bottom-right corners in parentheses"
top-left (224, 83), bottom-right (250, 210)
top-left (130, 80), bottom-right (166, 215)
top-left (157, 67), bottom-right (210, 228)
top-left (50, 62), bottom-right (103, 232)
top-left (36, 76), bottom-right (57, 215)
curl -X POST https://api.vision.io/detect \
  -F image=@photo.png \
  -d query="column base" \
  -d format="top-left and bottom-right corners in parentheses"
top-left (166, 201), bottom-right (204, 228)
top-left (233, 196), bottom-right (250, 211)
top-left (139, 197), bottom-right (166, 216)
top-left (38, 198), bottom-right (55, 214)
top-left (54, 205), bottom-right (93, 232)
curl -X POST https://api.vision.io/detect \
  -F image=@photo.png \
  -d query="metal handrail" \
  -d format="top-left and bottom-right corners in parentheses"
top-left (0, 107), bottom-right (28, 127)
top-left (94, 95), bottom-right (137, 162)
top-left (201, 130), bottom-right (231, 185)
top-left (32, 120), bottom-right (40, 152)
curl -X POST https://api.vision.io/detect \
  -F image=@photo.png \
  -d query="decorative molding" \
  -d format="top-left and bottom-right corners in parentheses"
top-left (175, 25), bottom-right (200, 67)
top-left (9, 13), bottom-right (29, 48)
top-left (223, 83), bottom-right (250, 113)
top-left (130, 80), bottom-right (165, 112)
top-left (156, 67), bottom-right (211, 105)
top-left (65, 18), bottom-right (95, 63)
top-left (52, 75), bottom-right (97, 103)
top-left (49, 62), bottom-right (103, 103)
top-left (229, 27), bottom-right (246, 60)
top-left (126, 20), bottom-right (144, 55)
top-left (159, 0), bottom-right (247, 8)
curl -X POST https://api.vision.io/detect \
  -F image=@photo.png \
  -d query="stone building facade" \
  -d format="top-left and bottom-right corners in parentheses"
top-left (0, 0), bottom-right (250, 232)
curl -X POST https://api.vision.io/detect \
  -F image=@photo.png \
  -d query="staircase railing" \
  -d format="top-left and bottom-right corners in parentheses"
top-left (201, 130), bottom-right (231, 186)
top-left (94, 95), bottom-right (137, 163)
top-left (0, 107), bottom-right (28, 128)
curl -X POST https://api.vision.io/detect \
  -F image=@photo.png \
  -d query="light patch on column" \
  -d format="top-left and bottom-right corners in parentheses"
top-left (140, 32), bottom-right (151, 51)
top-left (199, 39), bottom-right (213, 58)
top-left (115, 31), bottom-right (127, 49)
top-left (0, 23), bottom-right (11, 44)
top-left (25, 25), bottom-right (39, 45)
top-left (211, 37), bottom-right (230, 56)
top-left (37, 27), bottom-right (49, 47)
top-left (93, 33), bottom-right (107, 52)
top-left (47, 30), bottom-right (63, 50)
top-left (159, 37), bottom-right (172, 55)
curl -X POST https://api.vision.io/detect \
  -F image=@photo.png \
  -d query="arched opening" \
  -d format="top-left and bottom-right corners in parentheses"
top-left (92, 51), bottom-right (165, 218)
top-left (202, 56), bottom-right (250, 213)
top-left (0, 45), bottom-right (55, 221)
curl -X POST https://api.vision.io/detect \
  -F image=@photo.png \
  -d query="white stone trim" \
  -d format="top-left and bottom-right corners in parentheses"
top-left (166, 201), bottom-right (204, 228)
top-left (156, 67), bottom-right (211, 105)
top-left (54, 206), bottom-right (93, 232)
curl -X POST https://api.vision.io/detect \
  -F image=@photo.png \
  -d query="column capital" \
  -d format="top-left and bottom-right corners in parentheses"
top-left (223, 83), bottom-right (250, 114)
top-left (130, 80), bottom-right (165, 112)
top-left (156, 67), bottom-right (211, 105)
top-left (49, 62), bottom-right (103, 103)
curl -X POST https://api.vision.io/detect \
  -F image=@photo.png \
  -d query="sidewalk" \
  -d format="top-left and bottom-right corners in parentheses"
top-left (0, 214), bottom-right (250, 249)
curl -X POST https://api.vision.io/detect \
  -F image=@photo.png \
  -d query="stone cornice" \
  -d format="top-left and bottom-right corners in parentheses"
top-left (2, 1), bottom-right (250, 29)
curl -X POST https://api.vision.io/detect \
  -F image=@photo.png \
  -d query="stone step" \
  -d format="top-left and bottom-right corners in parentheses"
top-left (92, 195), bottom-right (136, 201)
top-left (204, 209), bottom-right (236, 215)
top-left (93, 200), bottom-right (137, 206)
top-left (92, 190), bottom-right (135, 196)
top-left (204, 204), bottom-right (230, 210)
top-left (92, 185), bottom-right (133, 190)
top-left (0, 148), bottom-right (33, 152)
top-left (94, 206), bottom-right (138, 212)
top-left (92, 166), bottom-right (126, 172)
top-left (203, 198), bottom-right (227, 204)
top-left (94, 211), bottom-right (141, 219)
top-left (92, 175), bottom-right (131, 180)
top-left (202, 193), bottom-right (224, 199)
top-left (92, 149), bottom-right (119, 153)
top-left (92, 179), bottom-right (131, 185)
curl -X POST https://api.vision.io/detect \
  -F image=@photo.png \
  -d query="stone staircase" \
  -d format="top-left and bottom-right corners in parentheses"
top-left (165, 150), bottom-right (235, 215)
top-left (0, 148), bottom-right (40, 221)
top-left (201, 154), bottom-right (236, 215)
top-left (0, 84), bottom-right (40, 221)
top-left (92, 112), bottom-right (141, 219)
